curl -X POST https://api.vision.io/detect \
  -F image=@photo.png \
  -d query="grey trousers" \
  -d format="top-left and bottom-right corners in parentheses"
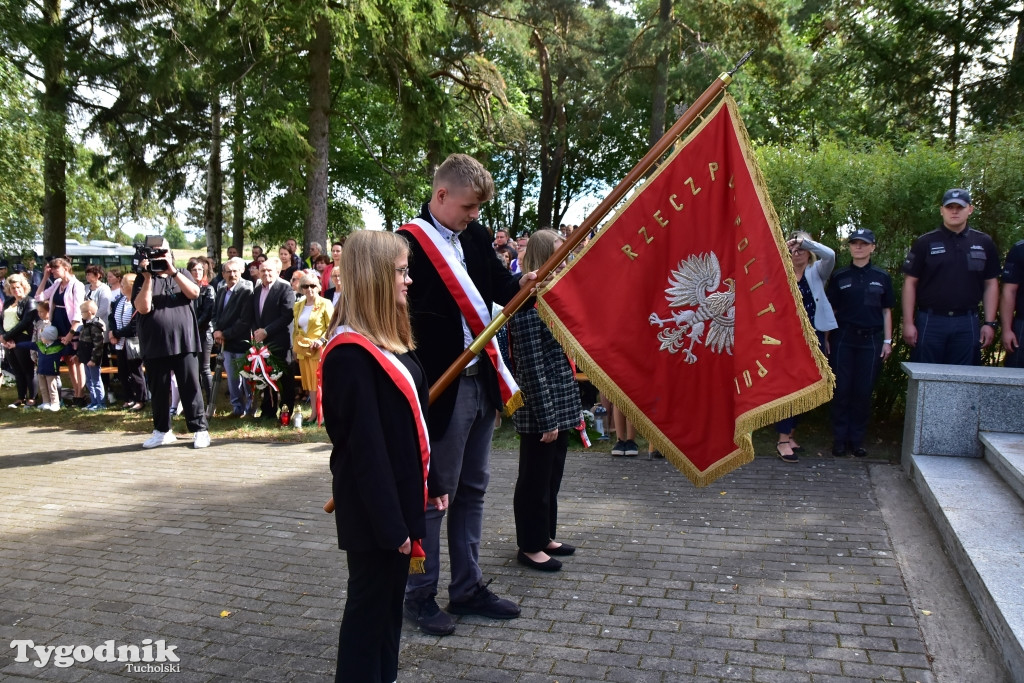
top-left (406, 373), bottom-right (496, 602)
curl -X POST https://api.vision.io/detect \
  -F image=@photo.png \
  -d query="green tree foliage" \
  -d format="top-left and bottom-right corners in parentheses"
top-left (624, 0), bottom-right (801, 144)
top-left (163, 215), bottom-right (188, 249)
top-left (793, 0), bottom-right (1020, 145)
top-left (0, 0), bottom-right (164, 256)
top-left (453, 1), bottom-right (644, 232)
top-left (251, 192), bottom-right (364, 250)
top-left (66, 148), bottom-right (164, 244)
top-left (0, 54), bottom-right (43, 253)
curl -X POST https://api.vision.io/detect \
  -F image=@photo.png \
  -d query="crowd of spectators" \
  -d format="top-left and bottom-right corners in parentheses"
top-left (0, 239), bottom-right (347, 443)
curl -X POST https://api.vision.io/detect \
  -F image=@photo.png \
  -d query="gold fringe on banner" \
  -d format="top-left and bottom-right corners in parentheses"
top-left (537, 94), bottom-right (833, 488)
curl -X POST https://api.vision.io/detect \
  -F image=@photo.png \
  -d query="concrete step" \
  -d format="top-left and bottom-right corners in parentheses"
top-left (982, 431), bottom-right (1024, 502)
top-left (909, 453), bottom-right (1024, 680)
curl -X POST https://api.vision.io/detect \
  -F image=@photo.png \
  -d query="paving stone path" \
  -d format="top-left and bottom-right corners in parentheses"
top-left (0, 427), bottom-right (937, 681)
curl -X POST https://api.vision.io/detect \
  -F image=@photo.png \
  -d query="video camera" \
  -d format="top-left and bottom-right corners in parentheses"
top-left (132, 235), bottom-right (171, 274)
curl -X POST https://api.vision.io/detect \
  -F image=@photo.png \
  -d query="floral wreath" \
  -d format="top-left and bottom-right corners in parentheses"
top-left (237, 339), bottom-right (285, 392)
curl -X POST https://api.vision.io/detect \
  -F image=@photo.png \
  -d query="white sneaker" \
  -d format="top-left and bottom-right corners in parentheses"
top-left (39, 403), bottom-right (52, 411)
top-left (193, 430), bottom-right (211, 449)
top-left (142, 430), bottom-right (177, 449)
top-left (49, 403), bottom-right (60, 412)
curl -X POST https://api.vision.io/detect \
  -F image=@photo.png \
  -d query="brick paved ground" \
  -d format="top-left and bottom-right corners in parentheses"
top-left (0, 427), bottom-right (936, 681)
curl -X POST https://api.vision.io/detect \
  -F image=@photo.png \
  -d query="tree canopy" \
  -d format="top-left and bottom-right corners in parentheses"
top-left (0, 0), bottom-right (1021, 260)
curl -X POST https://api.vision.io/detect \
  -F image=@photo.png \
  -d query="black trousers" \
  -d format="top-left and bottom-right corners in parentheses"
top-left (144, 353), bottom-right (208, 434)
top-left (7, 346), bottom-right (34, 401)
top-left (336, 548), bottom-right (410, 682)
top-left (117, 352), bottom-right (147, 403)
top-left (197, 332), bottom-right (213, 405)
top-left (514, 430), bottom-right (569, 553)
top-left (829, 327), bottom-right (884, 450)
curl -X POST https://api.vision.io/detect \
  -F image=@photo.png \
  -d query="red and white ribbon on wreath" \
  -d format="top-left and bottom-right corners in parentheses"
top-left (247, 344), bottom-right (280, 392)
top-left (577, 418), bottom-right (591, 448)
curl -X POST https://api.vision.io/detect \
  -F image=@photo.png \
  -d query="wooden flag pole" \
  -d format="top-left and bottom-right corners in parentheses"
top-left (323, 51), bottom-right (752, 514)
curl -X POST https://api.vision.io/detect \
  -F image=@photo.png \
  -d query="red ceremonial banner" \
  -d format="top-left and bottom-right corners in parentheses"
top-left (538, 95), bottom-right (833, 486)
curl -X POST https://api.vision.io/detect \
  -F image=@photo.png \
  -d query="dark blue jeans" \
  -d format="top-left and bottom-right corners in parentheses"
top-left (830, 327), bottom-right (884, 450)
top-left (911, 311), bottom-right (979, 366)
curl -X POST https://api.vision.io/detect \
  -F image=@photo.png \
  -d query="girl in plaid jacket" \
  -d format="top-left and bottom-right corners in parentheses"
top-left (507, 229), bottom-right (583, 572)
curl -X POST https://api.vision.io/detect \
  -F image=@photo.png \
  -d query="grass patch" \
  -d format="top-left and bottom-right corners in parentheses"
top-left (0, 382), bottom-right (902, 461)
top-left (0, 382), bottom-right (327, 444)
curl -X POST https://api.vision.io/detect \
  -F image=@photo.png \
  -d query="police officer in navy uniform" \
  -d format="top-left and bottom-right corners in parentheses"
top-left (901, 188), bottom-right (1001, 365)
top-left (826, 229), bottom-right (894, 458)
top-left (1000, 239), bottom-right (1024, 368)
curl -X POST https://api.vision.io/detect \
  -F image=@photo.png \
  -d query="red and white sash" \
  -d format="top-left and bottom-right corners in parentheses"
top-left (317, 328), bottom-right (431, 572)
top-left (402, 218), bottom-right (522, 413)
top-left (317, 327), bottom-right (430, 476)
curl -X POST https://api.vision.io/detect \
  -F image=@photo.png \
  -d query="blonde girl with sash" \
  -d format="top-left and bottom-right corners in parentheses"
top-left (319, 230), bottom-right (445, 682)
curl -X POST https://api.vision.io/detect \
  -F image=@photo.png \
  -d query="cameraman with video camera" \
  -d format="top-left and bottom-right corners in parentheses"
top-left (132, 236), bottom-right (211, 449)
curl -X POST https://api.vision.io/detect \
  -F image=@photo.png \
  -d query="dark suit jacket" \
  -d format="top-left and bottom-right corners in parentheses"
top-left (251, 278), bottom-right (295, 354)
top-left (324, 344), bottom-right (428, 552)
top-left (212, 279), bottom-right (254, 353)
top-left (397, 203), bottom-right (521, 438)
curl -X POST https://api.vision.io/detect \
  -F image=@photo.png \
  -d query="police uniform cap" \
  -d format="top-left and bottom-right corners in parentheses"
top-left (942, 188), bottom-right (972, 207)
top-left (848, 229), bottom-right (876, 244)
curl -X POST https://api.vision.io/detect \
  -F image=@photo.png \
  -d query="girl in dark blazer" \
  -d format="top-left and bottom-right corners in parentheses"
top-left (321, 230), bottom-right (445, 682)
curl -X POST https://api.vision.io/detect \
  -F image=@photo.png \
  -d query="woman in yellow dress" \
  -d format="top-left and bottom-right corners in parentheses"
top-left (292, 272), bottom-right (334, 422)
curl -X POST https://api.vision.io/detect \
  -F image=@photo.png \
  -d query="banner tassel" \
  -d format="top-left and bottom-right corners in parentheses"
top-left (409, 540), bottom-right (426, 574)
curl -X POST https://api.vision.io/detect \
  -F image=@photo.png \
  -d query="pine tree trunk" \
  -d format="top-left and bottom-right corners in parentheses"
top-left (204, 97), bottom-right (223, 260)
top-left (946, 0), bottom-right (964, 146)
top-left (231, 90), bottom-right (245, 253)
top-left (649, 0), bottom-right (672, 146)
top-left (1007, 7), bottom-right (1024, 116)
top-left (511, 160), bottom-right (526, 236)
top-left (41, 0), bottom-right (68, 258)
top-left (533, 29), bottom-right (564, 230)
top-left (304, 14), bottom-right (330, 253)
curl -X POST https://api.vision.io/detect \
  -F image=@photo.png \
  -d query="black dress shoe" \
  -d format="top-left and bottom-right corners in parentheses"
top-left (403, 596), bottom-right (455, 636)
top-left (852, 447), bottom-right (868, 458)
top-left (545, 543), bottom-right (575, 556)
top-left (517, 550), bottom-right (562, 572)
top-left (447, 580), bottom-right (522, 618)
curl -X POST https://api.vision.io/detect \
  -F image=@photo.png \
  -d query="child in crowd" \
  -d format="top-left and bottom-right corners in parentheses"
top-left (78, 300), bottom-right (107, 410)
top-left (11, 324), bottom-right (65, 411)
top-left (32, 300), bottom-right (50, 341)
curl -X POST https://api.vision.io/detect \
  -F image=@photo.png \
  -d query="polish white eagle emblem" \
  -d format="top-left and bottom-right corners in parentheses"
top-left (648, 252), bottom-right (735, 364)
